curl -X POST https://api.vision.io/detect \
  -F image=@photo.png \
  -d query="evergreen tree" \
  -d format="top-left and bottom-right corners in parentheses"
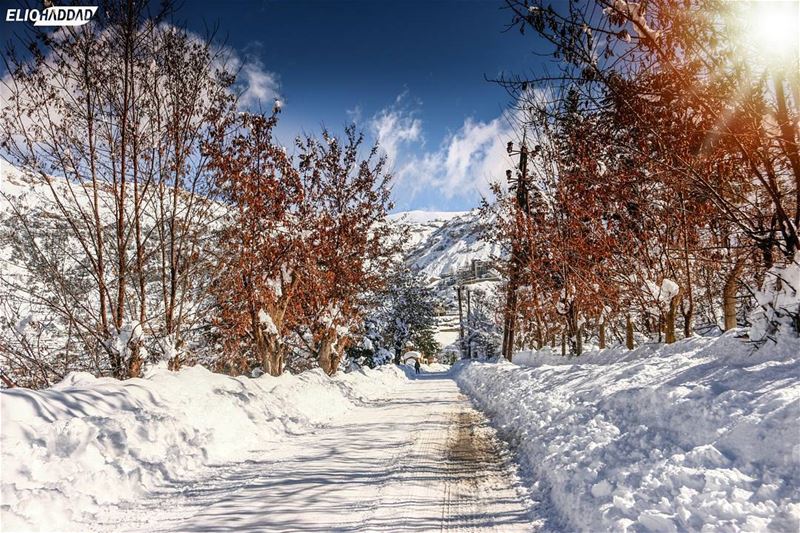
top-left (383, 269), bottom-right (440, 364)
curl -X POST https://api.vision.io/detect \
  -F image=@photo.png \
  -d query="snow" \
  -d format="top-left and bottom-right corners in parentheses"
top-left (660, 278), bottom-right (679, 301)
top-left (435, 327), bottom-right (460, 350)
top-left (257, 308), bottom-right (278, 335)
top-left (107, 372), bottom-right (532, 532)
top-left (3, 368), bottom-right (535, 532)
top-left (390, 209), bottom-right (500, 281)
top-left (642, 277), bottom-right (680, 311)
top-left (401, 350), bottom-right (422, 362)
top-left (403, 210), bottom-right (501, 280)
top-left (750, 253), bottom-right (800, 343)
top-left (108, 321), bottom-right (144, 358)
top-left (0, 364), bottom-right (409, 531)
top-left (371, 208), bottom-right (503, 352)
top-left (388, 210), bottom-right (468, 224)
top-left (453, 333), bottom-right (800, 532)
top-left (3, 331), bottom-right (798, 531)
top-left (13, 315), bottom-right (32, 336)
top-left (422, 362), bottom-right (451, 373)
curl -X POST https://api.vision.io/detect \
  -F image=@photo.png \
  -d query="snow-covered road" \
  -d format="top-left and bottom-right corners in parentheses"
top-left (99, 372), bottom-right (538, 532)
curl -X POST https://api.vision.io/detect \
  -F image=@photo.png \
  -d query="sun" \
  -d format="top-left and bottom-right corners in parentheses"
top-left (736, 1), bottom-right (800, 68)
top-left (749, 2), bottom-right (800, 52)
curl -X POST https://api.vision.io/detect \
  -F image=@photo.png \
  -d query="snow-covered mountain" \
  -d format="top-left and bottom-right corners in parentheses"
top-left (390, 209), bottom-right (502, 282)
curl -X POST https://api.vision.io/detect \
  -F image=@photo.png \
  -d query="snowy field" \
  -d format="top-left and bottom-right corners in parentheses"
top-left (455, 332), bottom-right (800, 532)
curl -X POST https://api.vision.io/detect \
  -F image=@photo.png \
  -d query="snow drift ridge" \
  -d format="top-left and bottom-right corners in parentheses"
top-left (0, 364), bottom-right (409, 531)
top-left (454, 333), bottom-right (800, 532)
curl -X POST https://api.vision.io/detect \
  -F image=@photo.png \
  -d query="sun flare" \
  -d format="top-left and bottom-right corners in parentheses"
top-left (737, 1), bottom-right (800, 67)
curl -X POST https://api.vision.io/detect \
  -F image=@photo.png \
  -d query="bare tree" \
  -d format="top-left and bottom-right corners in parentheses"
top-left (0, 0), bottom-right (237, 384)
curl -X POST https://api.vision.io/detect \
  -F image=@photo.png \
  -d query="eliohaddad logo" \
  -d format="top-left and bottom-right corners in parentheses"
top-left (6, 5), bottom-right (98, 26)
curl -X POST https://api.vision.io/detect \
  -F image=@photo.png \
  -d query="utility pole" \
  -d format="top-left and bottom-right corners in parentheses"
top-left (501, 133), bottom-right (532, 361)
top-left (457, 285), bottom-right (466, 359)
top-left (466, 289), bottom-right (472, 359)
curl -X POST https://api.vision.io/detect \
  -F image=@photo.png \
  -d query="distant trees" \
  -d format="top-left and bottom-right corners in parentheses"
top-left (492, 0), bottom-right (799, 355)
top-left (461, 286), bottom-right (500, 359)
top-left (344, 315), bottom-right (393, 369)
top-left (341, 267), bottom-right (442, 369)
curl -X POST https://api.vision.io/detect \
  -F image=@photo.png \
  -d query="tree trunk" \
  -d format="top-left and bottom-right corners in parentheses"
top-left (665, 290), bottom-right (683, 344)
top-left (534, 314), bottom-right (544, 349)
top-left (128, 348), bottom-right (143, 378)
top-left (599, 321), bottom-right (606, 349)
top-left (723, 259), bottom-right (745, 331)
top-left (679, 191), bottom-right (695, 340)
top-left (394, 346), bottom-right (402, 365)
top-left (683, 306), bottom-right (694, 338)
top-left (255, 321), bottom-right (284, 377)
top-left (565, 304), bottom-right (579, 356)
top-left (502, 276), bottom-right (518, 361)
top-left (266, 330), bottom-right (285, 377)
top-left (318, 334), bottom-right (339, 376)
top-left (626, 314), bottom-right (634, 350)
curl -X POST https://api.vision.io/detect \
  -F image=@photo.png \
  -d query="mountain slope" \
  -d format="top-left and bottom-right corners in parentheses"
top-left (392, 209), bottom-right (502, 281)
top-left (390, 209), bottom-right (504, 358)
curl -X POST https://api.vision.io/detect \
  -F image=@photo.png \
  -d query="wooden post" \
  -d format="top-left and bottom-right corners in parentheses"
top-left (466, 289), bottom-right (472, 359)
top-left (457, 286), bottom-right (466, 359)
top-left (501, 135), bottom-right (530, 362)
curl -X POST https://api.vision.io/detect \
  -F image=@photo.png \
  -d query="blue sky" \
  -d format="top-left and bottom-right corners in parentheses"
top-left (183, 0), bottom-right (548, 212)
top-left (0, 0), bottom-right (551, 211)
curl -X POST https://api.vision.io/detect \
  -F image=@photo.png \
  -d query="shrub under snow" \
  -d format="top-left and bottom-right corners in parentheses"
top-left (454, 333), bottom-right (800, 532)
top-left (749, 253), bottom-right (800, 343)
top-left (0, 364), bottom-right (408, 531)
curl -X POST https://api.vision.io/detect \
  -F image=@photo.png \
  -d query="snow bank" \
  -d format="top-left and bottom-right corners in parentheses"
top-left (454, 333), bottom-right (800, 532)
top-left (1, 364), bottom-right (408, 531)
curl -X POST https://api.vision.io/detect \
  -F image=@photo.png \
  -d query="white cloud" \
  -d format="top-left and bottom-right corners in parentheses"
top-left (369, 96), bottom-right (518, 209)
top-left (370, 105), bottom-right (422, 165)
top-left (236, 56), bottom-right (281, 109)
top-left (346, 105), bottom-right (363, 123)
top-left (436, 115), bottom-right (514, 198)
